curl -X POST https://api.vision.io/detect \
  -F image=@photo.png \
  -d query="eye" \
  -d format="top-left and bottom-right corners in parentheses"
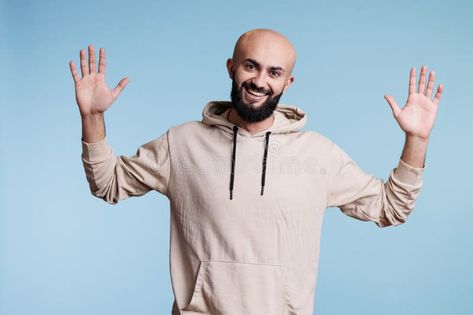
top-left (270, 70), bottom-right (282, 77)
top-left (245, 63), bottom-right (256, 70)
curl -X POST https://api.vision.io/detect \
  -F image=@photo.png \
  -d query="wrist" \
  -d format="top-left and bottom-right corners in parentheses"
top-left (400, 134), bottom-right (429, 168)
top-left (405, 133), bottom-right (429, 145)
top-left (81, 112), bottom-right (106, 143)
top-left (81, 112), bottom-right (104, 120)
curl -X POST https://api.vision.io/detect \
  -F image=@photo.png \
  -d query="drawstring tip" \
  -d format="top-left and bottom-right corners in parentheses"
top-left (230, 190), bottom-right (233, 200)
top-left (260, 186), bottom-right (265, 196)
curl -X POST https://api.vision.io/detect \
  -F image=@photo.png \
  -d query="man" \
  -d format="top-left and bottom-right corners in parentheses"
top-left (70, 29), bottom-right (443, 315)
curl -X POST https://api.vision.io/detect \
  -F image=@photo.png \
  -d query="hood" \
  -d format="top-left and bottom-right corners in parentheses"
top-left (200, 101), bottom-right (308, 200)
top-left (201, 101), bottom-right (307, 137)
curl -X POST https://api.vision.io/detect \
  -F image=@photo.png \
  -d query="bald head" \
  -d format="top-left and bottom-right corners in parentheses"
top-left (232, 29), bottom-right (297, 74)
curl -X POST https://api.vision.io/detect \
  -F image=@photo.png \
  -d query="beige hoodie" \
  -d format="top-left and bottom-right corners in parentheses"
top-left (81, 101), bottom-right (424, 315)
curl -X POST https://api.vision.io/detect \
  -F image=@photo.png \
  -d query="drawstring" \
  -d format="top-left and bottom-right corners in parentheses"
top-left (230, 126), bottom-right (238, 200)
top-left (229, 126), bottom-right (272, 200)
top-left (261, 131), bottom-right (271, 196)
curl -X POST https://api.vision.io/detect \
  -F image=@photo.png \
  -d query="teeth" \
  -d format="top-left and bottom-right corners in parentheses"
top-left (247, 87), bottom-right (266, 97)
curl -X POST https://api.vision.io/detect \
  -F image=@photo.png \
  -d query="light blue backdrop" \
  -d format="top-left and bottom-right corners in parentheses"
top-left (1, 0), bottom-right (472, 314)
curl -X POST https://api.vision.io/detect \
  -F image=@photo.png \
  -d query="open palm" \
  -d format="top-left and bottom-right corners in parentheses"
top-left (384, 66), bottom-right (444, 140)
top-left (69, 45), bottom-right (128, 117)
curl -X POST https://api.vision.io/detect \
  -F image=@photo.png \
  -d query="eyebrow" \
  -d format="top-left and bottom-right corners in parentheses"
top-left (244, 58), bottom-right (285, 73)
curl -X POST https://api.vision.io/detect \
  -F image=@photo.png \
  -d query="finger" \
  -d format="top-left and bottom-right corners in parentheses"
top-left (418, 65), bottom-right (427, 94)
top-left (112, 77), bottom-right (129, 99)
top-left (69, 61), bottom-right (80, 83)
top-left (433, 84), bottom-right (444, 106)
top-left (384, 95), bottom-right (401, 118)
top-left (88, 45), bottom-right (96, 74)
top-left (98, 48), bottom-right (106, 74)
top-left (425, 70), bottom-right (436, 98)
top-left (80, 49), bottom-right (88, 77)
top-left (409, 67), bottom-right (416, 95)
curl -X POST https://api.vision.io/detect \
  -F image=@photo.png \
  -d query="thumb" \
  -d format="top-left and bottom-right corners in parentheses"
top-left (112, 77), bottom-right (129, 99)
top-left (384, 94), bottom-right (400, 118)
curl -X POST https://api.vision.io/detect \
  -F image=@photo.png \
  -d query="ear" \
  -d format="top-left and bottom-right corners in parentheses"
top-left (283, 75), bottom-right (295, 93)
top-left (226, 58), bottom-right (234, 79)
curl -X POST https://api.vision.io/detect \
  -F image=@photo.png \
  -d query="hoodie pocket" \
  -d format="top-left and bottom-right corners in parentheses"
top-left (181, 260), bottom-right (295, 315)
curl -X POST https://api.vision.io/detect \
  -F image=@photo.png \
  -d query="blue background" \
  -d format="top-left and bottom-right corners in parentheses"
top-left (1, 0), bottom-right (472, 314)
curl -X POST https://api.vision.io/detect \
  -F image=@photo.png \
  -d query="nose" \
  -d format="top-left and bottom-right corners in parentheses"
top-left (251, 71), bottom-right (268, 90)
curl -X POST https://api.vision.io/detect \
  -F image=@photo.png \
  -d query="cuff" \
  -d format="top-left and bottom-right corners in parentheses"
top-left (81, 136), bottom-right (113, 162)
top-left (392, 158), bottom-right (425, 184)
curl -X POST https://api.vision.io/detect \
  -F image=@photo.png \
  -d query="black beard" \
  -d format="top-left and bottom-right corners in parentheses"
top-left (230, 80), bottom-right (283, 123)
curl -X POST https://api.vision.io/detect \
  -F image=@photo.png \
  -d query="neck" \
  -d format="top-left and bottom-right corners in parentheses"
top-left (227, 108), bottom-right (275, 135)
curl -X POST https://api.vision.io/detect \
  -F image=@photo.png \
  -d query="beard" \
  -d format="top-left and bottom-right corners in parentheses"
top-left (230, 79), bottom-right (283, 123)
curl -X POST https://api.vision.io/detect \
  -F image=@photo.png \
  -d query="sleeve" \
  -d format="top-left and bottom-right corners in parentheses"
top-left (326, 142), bottom-right (424, 227)
top-left (81, 131), bottom-right (171, 204)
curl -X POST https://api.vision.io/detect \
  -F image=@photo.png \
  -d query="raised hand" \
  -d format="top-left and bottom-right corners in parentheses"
top-left (384, 66), bottom-right (444, 140)
top-left (69, 45), bottom-right (128, 117)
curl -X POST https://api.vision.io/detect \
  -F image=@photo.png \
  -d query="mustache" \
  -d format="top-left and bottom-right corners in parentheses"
top-left (242, 81), bottom-right (272, 96)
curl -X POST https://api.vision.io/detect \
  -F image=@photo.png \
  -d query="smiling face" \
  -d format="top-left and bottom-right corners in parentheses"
top-left (226, 29), bottom-right (296, 122)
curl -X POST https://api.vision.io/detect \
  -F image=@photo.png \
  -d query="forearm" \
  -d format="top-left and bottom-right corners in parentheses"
top-left (81, 113), bottom-right (106, 143)
top-left (400, 135), bottom-right (429, 168)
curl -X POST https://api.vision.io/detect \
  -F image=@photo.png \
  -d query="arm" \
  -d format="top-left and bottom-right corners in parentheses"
top-left (326, 66), bottom-right (444, 227)
top-left (70, 46), bottom-right (170, 203)
top-left (327, 143), bottom-right (423, 228)
top-left (81, 133), bottom-right (170, 204)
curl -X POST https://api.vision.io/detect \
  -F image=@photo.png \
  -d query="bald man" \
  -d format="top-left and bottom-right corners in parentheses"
top-left (71, 29), bottom-right (443, 315)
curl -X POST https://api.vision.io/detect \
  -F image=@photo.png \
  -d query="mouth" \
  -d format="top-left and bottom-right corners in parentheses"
top-left (243, 86), bottom-right (269, 103)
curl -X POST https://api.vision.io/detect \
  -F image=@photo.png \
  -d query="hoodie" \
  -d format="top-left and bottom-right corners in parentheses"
top-left (81, 101), bottom-right (424, 315)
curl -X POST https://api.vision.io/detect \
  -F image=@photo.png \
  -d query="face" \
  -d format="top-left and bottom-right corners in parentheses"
top-left (230, 78), bottom-right (284, 123)
top-left (227, 31), bottom-right (295, 122)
